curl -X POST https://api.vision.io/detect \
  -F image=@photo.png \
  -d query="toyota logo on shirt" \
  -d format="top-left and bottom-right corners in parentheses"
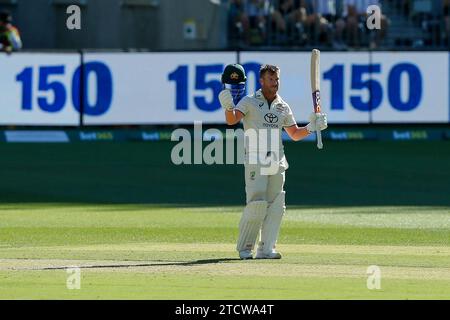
top-left (264, 113), bottom-right (278, 123)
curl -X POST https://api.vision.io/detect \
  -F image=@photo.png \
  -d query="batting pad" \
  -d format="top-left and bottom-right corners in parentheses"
top-left (259, 191), bottom-right (285, 253)
top-left (236, 200), bottom-right (268, 252)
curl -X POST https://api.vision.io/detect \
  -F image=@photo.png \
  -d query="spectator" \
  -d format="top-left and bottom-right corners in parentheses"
top-left (443, 0), bottom-right (450, 45)
top-left (293, 0), bottom-right (317, 44)
top-left (269, 0), bottom-right (309, 44)
top-left (228, 0), bottom-right (250, 44)
top-left (409, 0), bottom-right (441, 46)
top-left (334, 0), bottom-right (348, 49)
top-left (341, 0), bottom-right (362, 47)
top-left (245, 0), bottom-right (271, 44)
top-left (229, 0), bottom-right (303, 46)
top-left (310, 0), bottom-right (338, 46)
top-left (271, 0), bottom-right (298, 34)
top-left (340, 0), bottom-right (389, 48)
top-left (0, 10), bottom-right (22, 53)
top-left (314, 0), bottom-right (337, 22)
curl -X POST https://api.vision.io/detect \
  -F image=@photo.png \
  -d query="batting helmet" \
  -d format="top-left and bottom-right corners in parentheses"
top-left (222, 64), bottom-right (247, 105)
top-left (221, 63), bottom-right (247, 84)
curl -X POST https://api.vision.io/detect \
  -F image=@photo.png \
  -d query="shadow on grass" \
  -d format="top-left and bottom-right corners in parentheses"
top-left (38, 258), bottom-right (242, 270)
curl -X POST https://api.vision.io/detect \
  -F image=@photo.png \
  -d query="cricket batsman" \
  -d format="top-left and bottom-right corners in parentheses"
top-left (219, 64), bottom-right (328, 259)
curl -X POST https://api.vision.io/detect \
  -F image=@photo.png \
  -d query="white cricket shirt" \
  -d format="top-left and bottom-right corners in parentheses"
top-left (235, 89), bottom-right (297, 167)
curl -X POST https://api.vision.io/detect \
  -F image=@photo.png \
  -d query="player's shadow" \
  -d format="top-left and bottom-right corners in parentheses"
top-left (180, 258), bottom-right (242, 265)
top-left (39, 258), bottom-right (242, 270)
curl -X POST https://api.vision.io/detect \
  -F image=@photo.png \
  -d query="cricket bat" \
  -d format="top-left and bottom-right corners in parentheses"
top-left (311, 49), bottom-right (323, 149)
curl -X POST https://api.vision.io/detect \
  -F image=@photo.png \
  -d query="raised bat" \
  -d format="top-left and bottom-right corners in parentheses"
top-left (311, 49), bottom-right (323, 149)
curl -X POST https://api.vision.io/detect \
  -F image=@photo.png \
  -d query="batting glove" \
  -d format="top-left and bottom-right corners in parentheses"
top-left (219, 89), bottom-right (235, 111)
top-left (306, 112), bottom-right (328, 132)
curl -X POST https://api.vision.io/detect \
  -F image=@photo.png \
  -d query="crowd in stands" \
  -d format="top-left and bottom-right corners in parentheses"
top-left (227, 0), bottom-right (450, 49)
top-left (394, 0), bottom-right (450, 47)
top-left (0, 10), bottom-right (22, 53)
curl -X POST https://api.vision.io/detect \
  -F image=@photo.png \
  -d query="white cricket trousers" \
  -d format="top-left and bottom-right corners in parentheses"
top-left (244, 164), bottom-right (285, 204)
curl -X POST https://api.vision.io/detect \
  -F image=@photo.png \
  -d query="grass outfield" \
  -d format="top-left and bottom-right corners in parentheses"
top-left (0, 141), bottom-right (449, 299)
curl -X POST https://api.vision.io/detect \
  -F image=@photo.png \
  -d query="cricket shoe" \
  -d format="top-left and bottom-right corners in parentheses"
top-left (255, 249), bottom-right (282, 259)
top-left (239, 250), bottom-right (253, 260)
